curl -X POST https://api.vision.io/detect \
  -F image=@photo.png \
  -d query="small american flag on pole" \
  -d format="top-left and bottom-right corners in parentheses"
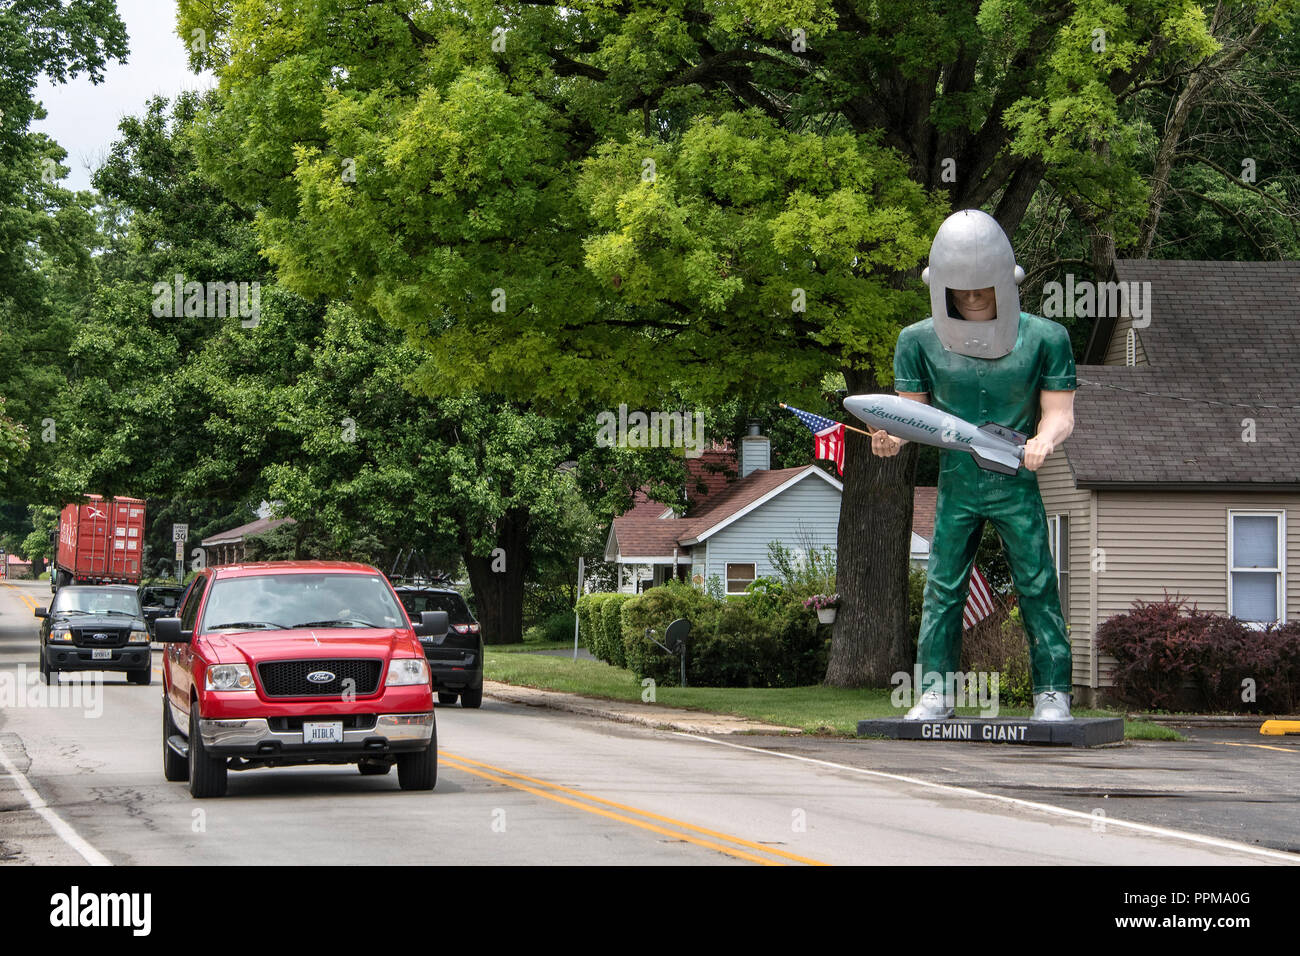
top-left (783, 405), bottom-right (846, 476)
top-left (963, 565), bottom-right (996, 630)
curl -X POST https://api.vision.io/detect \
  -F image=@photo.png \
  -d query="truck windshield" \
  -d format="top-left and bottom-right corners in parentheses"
top-left (201, 573), bottom-right (407, 632)
top-left (53, 588), bottom-right (141, 616)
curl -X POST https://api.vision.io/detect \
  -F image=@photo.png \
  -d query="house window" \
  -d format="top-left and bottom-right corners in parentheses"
top-left (1229, 511), bottom-right (1284, 624)
top-left (726, 563), bottom-right (756, 595)
top-left (1048, 514), bottom-right (1069, 619)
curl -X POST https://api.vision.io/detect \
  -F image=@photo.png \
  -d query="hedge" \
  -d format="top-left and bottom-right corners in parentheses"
top-left (1097, 596), bottom-right (1300, 712)
top-left (575, 593), bottom-right (611, 658)
top-left (619, 580), bottom-right (828, 688)
top-left (599, 593), bottom-right (633, 668)
top-left (621, 581), bottom-right (719, 683)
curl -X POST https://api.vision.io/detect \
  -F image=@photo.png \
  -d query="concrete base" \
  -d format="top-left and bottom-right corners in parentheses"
top-left (857, 716), bottom-right (1125, 747)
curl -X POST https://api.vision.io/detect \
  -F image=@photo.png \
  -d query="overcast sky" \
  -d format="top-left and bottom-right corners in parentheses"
top-left (31, 0), bottom-right (214, 192)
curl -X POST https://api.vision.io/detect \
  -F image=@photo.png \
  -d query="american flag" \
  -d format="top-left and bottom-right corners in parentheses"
top-left (963, 565), bottom-right (996, 630)
top-left (783, 405), bottom-right (846, 476)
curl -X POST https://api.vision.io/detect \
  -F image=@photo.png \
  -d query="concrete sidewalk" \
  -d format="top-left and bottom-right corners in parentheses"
top-left (482, 680), bottom-right (800, 735)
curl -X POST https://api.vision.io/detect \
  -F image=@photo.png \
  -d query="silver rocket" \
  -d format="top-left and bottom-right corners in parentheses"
top-left (843, 394), bottom-right (1026, 476)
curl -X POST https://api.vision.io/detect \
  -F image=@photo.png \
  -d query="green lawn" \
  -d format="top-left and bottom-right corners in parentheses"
top-left (484, 647), bottom-right (1177, 739)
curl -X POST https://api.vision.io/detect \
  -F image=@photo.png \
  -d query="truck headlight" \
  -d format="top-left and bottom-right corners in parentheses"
top-left (206, 663), bottom-right (256, 691)
top-left (385, 658), bottom-right (429, 686)
top-left (129, 622), bottom-right (149, 643)
top-left (48, 625), bottom-right (72, 644)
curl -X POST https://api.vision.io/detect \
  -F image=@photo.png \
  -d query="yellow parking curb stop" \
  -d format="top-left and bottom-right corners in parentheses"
top-left (1259, 720), bottom-right (1300, 735)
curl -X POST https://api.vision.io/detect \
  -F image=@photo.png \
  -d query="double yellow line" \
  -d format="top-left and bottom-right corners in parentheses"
top-left (2, 582), bottom-right (41, 613)
top-left (439, 749), bottom-right (829, 866)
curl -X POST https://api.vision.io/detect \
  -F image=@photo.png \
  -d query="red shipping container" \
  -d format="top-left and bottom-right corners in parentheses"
top-left (56, 495), bottom-right (147, 585)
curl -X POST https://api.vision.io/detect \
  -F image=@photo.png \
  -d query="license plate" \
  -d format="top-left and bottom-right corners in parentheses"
top-left (303, 721), bottom-right (344, 744)
top-left (91, 648), bottom-right (112, 661)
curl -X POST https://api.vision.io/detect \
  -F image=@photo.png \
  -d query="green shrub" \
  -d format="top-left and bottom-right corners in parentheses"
top-left (766, 540), bottom-right (836, 603)
top-left (960, 603), bottom-right (1032, 708)
top-left (620, 580), bottom-right (828, 688)
top-left (907, 565), bottom-right (927, 656)
top-left (576, 593), bottom-right (611, 657)
top-left (621, 581), bottom-right (717, 684)
top-left (744, 576), bottom-right (785, 618)
top-left (689, 600), bottom-right (782, 687)
top-left (770, 600), bottom-right (830, 686)
top-left (524, 610), bottom-right (575, 644)
top-left (600, 594), bottom-right (633, 668)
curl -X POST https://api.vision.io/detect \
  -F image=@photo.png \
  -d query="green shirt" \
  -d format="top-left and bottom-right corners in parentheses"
top-left (893, 312), bottom-right (1076, 439)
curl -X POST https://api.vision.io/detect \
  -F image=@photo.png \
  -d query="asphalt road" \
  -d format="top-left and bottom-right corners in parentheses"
top-left (0, 578), bottom-right (1294, 866)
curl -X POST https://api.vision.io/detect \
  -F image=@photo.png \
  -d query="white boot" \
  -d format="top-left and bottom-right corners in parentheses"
top-left (1033, 691), bottom-right (1073, 721)
top-left (904, 688), bottom-right (955, 721)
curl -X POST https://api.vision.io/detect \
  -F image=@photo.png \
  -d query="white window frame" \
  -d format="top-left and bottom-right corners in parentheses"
top-left (1048, 513), bottom-right (1069, 620)
top-left (725, 562), bottom-right (757, 595)
top-left (1227, 509), bottom-right (1286, 627)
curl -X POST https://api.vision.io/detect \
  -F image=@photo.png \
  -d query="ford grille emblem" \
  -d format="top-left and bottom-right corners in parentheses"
top-left (92, 632), bottom-right (110, 641)
top-left (306, 671), bottom-right (335, 684)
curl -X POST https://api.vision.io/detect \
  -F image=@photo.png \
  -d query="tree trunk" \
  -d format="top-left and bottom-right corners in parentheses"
top-left (463, 507), bottom-right (529, 644)
top-left (824, 367), bottom-right (919, 687)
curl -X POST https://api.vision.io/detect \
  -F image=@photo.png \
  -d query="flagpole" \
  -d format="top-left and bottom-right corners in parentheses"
top-left (778, 403), bottom-right (876, 436)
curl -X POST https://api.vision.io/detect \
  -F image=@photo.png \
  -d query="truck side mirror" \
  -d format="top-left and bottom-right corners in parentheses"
top-left (34, 606), bottom-right (47, 619)
top-left (413, 610), bottom-right (449, 640)
top-left (153, 617), bottom-right (192, 644)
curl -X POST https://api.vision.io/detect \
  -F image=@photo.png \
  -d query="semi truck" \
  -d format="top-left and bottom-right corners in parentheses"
top-left (51, 495), bottom-right (147, 591)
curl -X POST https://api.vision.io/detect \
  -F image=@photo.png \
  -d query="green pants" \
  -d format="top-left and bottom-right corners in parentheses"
top-left (917, 454), bottom-right (1072, 695)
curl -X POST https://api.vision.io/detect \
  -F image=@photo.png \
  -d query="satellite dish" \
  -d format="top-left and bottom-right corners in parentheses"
top-left (663, 618), bottom-right (691, 652)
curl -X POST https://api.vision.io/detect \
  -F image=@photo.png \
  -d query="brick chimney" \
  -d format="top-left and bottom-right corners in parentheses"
top-left (740, 420), bottom-right (770, 478)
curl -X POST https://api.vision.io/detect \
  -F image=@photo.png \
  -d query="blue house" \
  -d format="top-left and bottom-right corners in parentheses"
top-left (604, 429), bottom-right (932, 593)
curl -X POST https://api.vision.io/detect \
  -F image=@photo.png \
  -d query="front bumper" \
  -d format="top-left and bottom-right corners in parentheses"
top-left (198, 712), bottom-right (435, 758)
top-left (44, 644), bottom-right (151, 672)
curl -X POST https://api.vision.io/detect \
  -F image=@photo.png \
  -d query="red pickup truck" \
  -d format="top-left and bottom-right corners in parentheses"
top-left (155, 561), bottom-right (444, 798)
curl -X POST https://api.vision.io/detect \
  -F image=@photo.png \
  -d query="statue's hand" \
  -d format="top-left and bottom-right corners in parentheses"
top-left (1023, 435), bottom-right (1054, 471)
top-left (870, 430), bottom-right (903, 457)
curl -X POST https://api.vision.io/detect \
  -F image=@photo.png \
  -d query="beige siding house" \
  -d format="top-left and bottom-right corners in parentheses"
top-left (1037, 260), bottom-right (1300, 705)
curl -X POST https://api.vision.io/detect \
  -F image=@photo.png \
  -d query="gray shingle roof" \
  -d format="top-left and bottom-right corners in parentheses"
top-left (1065, 260), bottom-right (1300, 488)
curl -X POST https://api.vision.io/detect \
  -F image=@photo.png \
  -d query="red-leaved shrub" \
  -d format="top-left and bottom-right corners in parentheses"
top-left (1098, 595), bottom-right (1300, 713)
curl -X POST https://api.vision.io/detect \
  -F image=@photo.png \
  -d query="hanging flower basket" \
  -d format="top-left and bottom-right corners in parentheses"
top-left (804, 594), bottom-right (840, 625)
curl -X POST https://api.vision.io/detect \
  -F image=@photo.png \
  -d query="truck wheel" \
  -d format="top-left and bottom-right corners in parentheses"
top-left (38, 655), bottom-right (51, 685)
top-left (460, 687), bottom-right (483, 709)
top-left (128, 668), bottom-right (152, 686)
top-left (188, 706), bottom-right (228, 798)
top-left (163, 702), bottom-right (188, 782)
top-left (396, 729), bottom-right (437, 792)
top-left (437, 691), bottom-right (458, 705)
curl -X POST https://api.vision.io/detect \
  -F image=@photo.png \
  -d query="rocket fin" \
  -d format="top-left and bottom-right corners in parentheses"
top-left (969, 447), bottom-right (1023, 475)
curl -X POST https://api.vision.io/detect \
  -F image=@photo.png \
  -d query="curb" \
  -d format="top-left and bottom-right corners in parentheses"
top-left (1127, 713), bottom-right (1296, 728)
top-left (482, 681), bottom-right (801, 736)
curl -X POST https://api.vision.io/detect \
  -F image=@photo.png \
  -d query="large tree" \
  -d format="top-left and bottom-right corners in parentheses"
top-left (0, 0), bottom-right (127, 498)
top-left (178, 0), bottom-right (1268, 683)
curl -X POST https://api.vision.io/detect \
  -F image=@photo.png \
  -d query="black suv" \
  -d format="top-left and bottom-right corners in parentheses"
top-left (34, 584), bottom-right (152, 685)
top-left (138, 583), bottom-right (185, 636)
top-left (394, 586), bottom-right (484, 708)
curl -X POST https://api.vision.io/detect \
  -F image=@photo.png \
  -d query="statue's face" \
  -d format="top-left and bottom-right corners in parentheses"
top-left (951, 286), bottom-right (997, 321)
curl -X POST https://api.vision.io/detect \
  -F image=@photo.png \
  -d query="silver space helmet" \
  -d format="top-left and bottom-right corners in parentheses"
top-left (921, 209), bottom-right (1026, 358)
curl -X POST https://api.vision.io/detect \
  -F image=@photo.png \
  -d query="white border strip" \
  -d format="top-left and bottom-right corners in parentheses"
top-left (0, 746), bottom-right (112, 866)
top-left (673, 732), bottom-right (1299, 865)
